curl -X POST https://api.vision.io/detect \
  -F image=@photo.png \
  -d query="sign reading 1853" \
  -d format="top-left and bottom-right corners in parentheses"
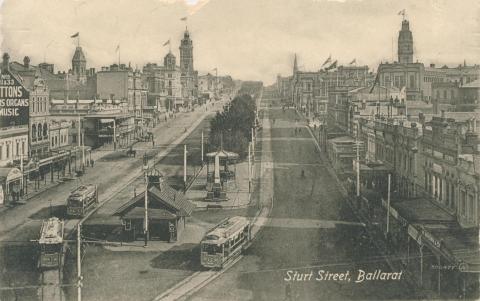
top-left (0, 70), bottom-right (30, 127)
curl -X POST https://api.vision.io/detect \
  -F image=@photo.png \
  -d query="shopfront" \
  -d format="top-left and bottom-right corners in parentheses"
top-left (0, 167), bottom-right (22, 206)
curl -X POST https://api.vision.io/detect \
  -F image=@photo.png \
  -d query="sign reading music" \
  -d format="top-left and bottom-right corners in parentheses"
top-left (0, 70), bottom-right (29, 127)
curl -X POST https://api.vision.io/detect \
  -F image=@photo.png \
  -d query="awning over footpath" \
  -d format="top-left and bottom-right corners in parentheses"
top-left (385, 197), bottom-right (480, 272)
top-left (0, 167), bottom-right (22, 182)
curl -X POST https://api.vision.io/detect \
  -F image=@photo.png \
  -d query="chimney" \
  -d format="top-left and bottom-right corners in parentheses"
top-left (2, 52), bottom-right (10, 72)
top-left (23, 56), bottom-right (30, 68)
top-left (430, 63), bottom-right (435, 68)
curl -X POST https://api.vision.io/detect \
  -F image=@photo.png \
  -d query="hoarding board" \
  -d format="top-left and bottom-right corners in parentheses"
top-left (0, 70), bottom-right (29, 127)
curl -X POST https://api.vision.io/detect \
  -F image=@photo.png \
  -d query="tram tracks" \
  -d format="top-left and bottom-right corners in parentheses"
top-left (152, 91), bottom-right (275, 301)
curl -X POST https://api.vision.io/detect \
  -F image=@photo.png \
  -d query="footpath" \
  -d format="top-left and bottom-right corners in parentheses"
top-left (0, 102), bottom-right (221, 238)
top-left (295, 109), bottom-right (432, 299)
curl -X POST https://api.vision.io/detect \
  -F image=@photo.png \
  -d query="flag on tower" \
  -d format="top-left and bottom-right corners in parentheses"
top-left (325, 60), bottom-right (337, 71)
top-left (321, 55), bottom-right (332, 67)
top-left (349, 58), bottom-right (356, 65)
top-left (70, 32), bottom-right (79, 38)
top-left (398, 9), bottom-right (406, 16)
top-left (163, 39), bottom-right (170, 46)
top-left (180, 16), bottom-right (188, 21)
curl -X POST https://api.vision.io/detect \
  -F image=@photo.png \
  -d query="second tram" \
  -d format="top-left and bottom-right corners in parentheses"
top-left (200, 216), bottom-right (251, 268)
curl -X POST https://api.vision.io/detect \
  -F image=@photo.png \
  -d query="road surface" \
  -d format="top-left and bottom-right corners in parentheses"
top-left (185, 88), bottom-right (415, 301)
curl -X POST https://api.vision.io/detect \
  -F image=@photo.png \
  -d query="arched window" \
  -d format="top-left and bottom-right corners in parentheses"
top-left (43, 123), bottom-right (48, 137)
top-left (31, 124), bottom-right (36, 140)
top-left (37, 123), bottom-right (42, 140)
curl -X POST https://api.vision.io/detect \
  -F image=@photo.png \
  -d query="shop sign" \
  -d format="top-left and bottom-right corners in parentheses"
top-left (408, 225), bottom-right (422, 245)
top-left (0, 70), bottom-right (30, 127)
top-left (422, 229), bottom-right (441, 248)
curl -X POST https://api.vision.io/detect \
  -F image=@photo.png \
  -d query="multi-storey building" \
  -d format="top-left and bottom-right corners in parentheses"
top-left (179, 29), bottom-right (198, 107)
top-left (143, 51), bottom-right (183, 112)
top-left (10, 57), bottom-right (50, 159)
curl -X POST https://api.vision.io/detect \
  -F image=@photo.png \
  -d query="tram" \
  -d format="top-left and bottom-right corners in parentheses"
top-left (66, 184), bottom-right (98, 217)
top-left (200, 216), bottom-right (251, 268)
top-left (38, 217), bottom-right (65, 269)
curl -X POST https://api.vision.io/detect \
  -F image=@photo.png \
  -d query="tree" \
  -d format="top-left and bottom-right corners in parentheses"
top-left (208, 92), bottom-right (258, 157)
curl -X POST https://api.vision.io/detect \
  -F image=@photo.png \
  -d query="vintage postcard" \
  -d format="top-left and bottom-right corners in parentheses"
top-left (0, 0), bottom-right (479, 300)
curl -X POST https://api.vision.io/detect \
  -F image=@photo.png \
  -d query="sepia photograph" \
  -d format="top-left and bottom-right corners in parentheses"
top-left (0, 0), bottom-right (479, 300)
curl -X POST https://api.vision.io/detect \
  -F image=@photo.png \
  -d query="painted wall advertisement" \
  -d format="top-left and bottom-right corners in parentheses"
top-left (0, 70), bottom-right (30, 127)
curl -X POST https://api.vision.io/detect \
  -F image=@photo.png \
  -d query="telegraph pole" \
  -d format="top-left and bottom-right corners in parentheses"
top-left (77, 223), bottom-right (82, 301)
top-left (356, 138), bottom-right (360, 197)
top-left (184, 144), bottom-right (187, 190)
top-left (248, 142), bottom-right (252, 193)
top-left (201, 131), bottom-right (204, 165)
top-left (143, 154), bottom-right (149, 247)
top-left (387, 173), bottom-right (391, 234)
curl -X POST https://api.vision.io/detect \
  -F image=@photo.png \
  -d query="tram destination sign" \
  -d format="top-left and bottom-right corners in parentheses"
top-left (0, 70), bottom-right (29, 127)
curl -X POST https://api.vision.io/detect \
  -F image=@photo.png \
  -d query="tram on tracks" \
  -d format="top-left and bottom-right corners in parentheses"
top-left (200, 216), bottom-right (251, 269)
top-left (66, 184), bottom-right (98, 217)
top-left (38, 217), bottom-right (65, 269)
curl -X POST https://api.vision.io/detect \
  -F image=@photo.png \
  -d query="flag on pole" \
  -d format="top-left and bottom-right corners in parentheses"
top-left (369, 72), bottom-right (380, 94)
top-left (325, 60), bottom-right (337, 71)
top-left (180, 16), bottom-right (188, 21)
top-left (398, 9), bottom-right (405, 15)
top-left (212, 68), bottom-right (217, 71)
top-left (115, 44), bottom-right (120, 52)
top-left (349, 58), bottom-right (356, 65)
top-left (400, 86), bottom-right (406, 101)
top-left (163, 39), bottom-right (170, 46)
top-left (321, 55), bottom-right (332, 67)
top-left (70, 32), bottom-right (79, 38)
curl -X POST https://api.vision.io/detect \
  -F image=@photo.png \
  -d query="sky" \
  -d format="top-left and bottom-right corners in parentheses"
top-left (0, 0), bottom-right (479, 85)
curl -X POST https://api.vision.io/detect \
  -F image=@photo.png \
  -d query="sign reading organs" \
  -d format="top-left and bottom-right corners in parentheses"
top-left (0, 70), bottom-right (29, 127)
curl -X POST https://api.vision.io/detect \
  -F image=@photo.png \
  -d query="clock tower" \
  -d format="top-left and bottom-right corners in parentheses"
top-left (398, 19), bottom-right (413, 64)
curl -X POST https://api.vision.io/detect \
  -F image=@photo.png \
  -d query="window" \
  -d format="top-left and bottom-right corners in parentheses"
top-left (409, 75), bottom-right (415, 89)
top-left (461, 191), bottom-right (467, 216)
top-left (22, 141), bottom-right (25, 155)
top-left (468, 195), bottom-right (474, 220)
top-left (0, 145), bottom-right (3, 160)
top-left (6, 144), bottom-right (10, 159)
top-left (16, 142), bottom-right (19, 157)
top-left (443, 90), bottom-right (447, 99)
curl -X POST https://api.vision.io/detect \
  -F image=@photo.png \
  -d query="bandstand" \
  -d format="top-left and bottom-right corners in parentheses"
top-left (205, 150), bottom-right (239, 202)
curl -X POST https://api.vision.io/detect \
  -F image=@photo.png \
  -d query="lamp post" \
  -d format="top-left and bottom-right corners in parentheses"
top-left (143, 153), bottom-right (149, 247)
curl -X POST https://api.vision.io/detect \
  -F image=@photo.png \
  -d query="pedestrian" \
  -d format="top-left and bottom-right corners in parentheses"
top-left (284, 283), bottom-right (292, 301)
top-left (152, 139), bottom-right (155, 147)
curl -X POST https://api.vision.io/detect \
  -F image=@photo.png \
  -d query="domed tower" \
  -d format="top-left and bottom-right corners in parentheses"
top-left (179, 29), bottom-right (194, 75)
top-left (72, 46), bottom-right (87, 82)
top-left (164, 51), bottom-right (176, 70)
top-left (398, 19), bottom-right (413, 64)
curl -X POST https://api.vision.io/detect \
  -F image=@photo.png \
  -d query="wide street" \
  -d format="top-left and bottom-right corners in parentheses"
top-left (0, 99), bottom-right (225, 301)
top-left (185, 88), bottom-right (416, 301)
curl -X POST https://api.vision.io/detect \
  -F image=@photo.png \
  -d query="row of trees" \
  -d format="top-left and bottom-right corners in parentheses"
top-left (208, 93), bottom-right (257, 158)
